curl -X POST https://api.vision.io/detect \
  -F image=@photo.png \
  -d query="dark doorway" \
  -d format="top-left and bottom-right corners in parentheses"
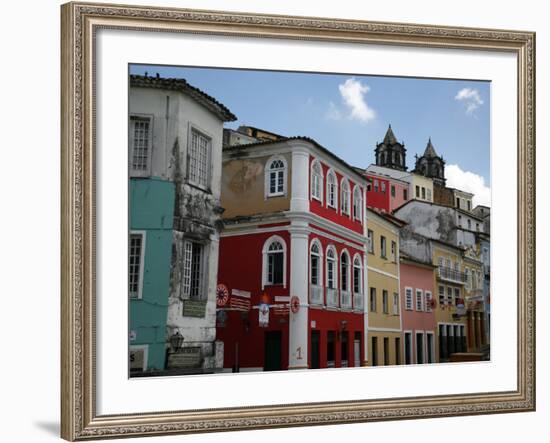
top-left (383, 337), bottom-right (389, 366)
top-left (405, 332), bottom-right (412, 364)
top-left (341, 331), bottom-right (349, 367)
top-left (427, 333), bottom-right (434, 363)
top-left (327, 331), bottom-right (336, 368)
top-left (416, 333), bottom-right (424, 364)
top-left (264, 331), bottom-right (282, 371)
top-left (310, 330), bottom-right (320, 369)
top-left (395, 337), bottom-right (401, 365)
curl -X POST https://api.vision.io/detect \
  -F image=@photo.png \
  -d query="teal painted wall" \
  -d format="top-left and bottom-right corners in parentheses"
top-left (129, 177), bottom-right (175, 372)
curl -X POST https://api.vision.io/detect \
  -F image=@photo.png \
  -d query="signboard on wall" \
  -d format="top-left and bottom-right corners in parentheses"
top-left (166, 347), bottom-right (202, 369)
top-left (129, 348), bottom-right (145, 372)
top-left (258, 303), bottom-right (269, 327)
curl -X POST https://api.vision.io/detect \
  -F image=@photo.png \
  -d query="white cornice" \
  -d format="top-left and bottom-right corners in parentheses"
top-left (367, 265), bottom-right (399, 280)
top-left (286, 211), bottom-right (367, 246)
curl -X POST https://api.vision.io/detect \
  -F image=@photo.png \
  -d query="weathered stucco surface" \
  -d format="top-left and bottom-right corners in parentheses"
top-left (130, 84), bottom-right (227, 370)
top-left (395, 201), bottom-right (481, 249)
top-left (221, 150), bottom-right (292, 219)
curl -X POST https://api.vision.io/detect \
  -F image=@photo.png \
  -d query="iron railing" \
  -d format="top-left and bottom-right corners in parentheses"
top-left (310, 285), bottom-right (324, 306)
top-left (438, 266), bottom-right (468, 284)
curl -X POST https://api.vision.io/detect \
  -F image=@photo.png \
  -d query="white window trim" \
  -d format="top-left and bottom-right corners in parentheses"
top-left (261, 235), bottom-right (287, 289)
top-left (181, 239), bottom-right (209, 301)
top-left (340, 178), bottom-right (351, 217)
top-left (415, 288), bottom-right (424, 312)
top-left (438, 284), bottom-right (446, 307)
top-left (405, 286), bottom-right (413, 311)
top-left (392, 292), bottom-right (399, 315)
top-left (367, 230), bottom-right (374, 254)
top-left (340, 249), bottom-right (351, 293)
top-left (310, 238), bottom-right (324, 287)
top-left (129, 230), bottom-right (146, 300)
top-left (264, 155), bottom-right (288, 198)
top-left (352, 185), bottom-right (363, 222)
top-left (326, 169), bottom-right (338, 209)
top-left (425, 291), bottom-right (433, 312)
top-left (369, 287), bottom-right (377, 312)
top-left (310, 158), bottom-right (324, 202)
top-left (129, 114), bottom-right (153, 178)
top-left (187, 123), bottom-right (213, 191)
top-left (326, 245), bottom-right (338, 289)
top-left (380, 235), bottom-right (387, 259)
top-left (382, 290), bottom-right (389, 314)
top-left (391, 240), bottom-right (397, 262)
top-left (129, 344), bottom-right (149, 372)
top-left (352, 253), bottom-right (363, 295)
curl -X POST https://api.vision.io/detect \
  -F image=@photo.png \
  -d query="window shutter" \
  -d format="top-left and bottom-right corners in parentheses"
top-left (182, 241), bottom-right (192, 299)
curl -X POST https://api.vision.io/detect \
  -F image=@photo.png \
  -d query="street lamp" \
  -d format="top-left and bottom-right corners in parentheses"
top-left (169, 331), bottom-right (184, 353)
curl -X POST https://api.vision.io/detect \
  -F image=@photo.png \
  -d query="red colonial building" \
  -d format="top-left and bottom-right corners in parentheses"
top-left (216, 133), bottom-right (369, 371)
top-left (364, 171), bottom-right (409, 213)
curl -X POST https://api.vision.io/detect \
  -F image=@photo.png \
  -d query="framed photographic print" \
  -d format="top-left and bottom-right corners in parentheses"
top-left (60, 1), bottom-right (536, 440)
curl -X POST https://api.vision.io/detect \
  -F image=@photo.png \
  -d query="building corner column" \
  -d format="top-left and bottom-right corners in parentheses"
top-left (288, 220), bottom-right (309, 369)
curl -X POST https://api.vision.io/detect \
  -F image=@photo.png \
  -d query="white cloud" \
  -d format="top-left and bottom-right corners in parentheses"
top-left (325, 101), bottom-right (342, 120)
top-left (455, 87), bottom-right (484, 115)
top-left (338, 78), bottom-right (376, 123)
top-left (445, 164), bottom-right (491, 207)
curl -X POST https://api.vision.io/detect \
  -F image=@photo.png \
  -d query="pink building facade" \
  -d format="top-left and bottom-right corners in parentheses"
top-left (364, 170), bottom-right (410, 213)
top-left (399, 254), bottom-right (437, 365)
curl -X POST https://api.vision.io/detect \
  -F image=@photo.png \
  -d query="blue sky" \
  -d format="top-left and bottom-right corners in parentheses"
top-left (130, 64), bottom-right (491, 205)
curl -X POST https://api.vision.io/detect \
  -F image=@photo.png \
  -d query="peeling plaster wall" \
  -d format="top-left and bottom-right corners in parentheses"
top-left (399, 226), bottom-right (433, 264)
top-left (130, 86), bottom-right (226, 369)
top-left (394, 202), bottom-right (457, 244)
top-left (395, 201), bottom-right (480, 249)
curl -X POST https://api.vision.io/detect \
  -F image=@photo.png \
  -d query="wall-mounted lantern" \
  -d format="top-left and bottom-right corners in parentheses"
top-left (169, 331), bottom-right (184, 353)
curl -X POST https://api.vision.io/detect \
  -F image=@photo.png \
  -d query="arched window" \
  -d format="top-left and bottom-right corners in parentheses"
top-left (353, 186), bottom-right (363, 221)
top-left (310, 239), bottom-right (323, 286)
top-left (381, 151), bottom-right (386, 164)
top-left (326, 169), bottom-right (338, 209)
top-left (341, 179), bottom-right (350, 216)
top-left (262, 236), bottom-right (287, 288)
top-left (353, 255), bottom-right (362, 294)
top-left (340, 251), bottom-right (350, 292)
top-left (310, 159), bottom-right (323, 201)
top-left (326, 246), bottom-right (337, 289)
top-left (265, 156), bottom-right (287, 197)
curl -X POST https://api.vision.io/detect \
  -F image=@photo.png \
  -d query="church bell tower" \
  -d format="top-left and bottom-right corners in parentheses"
top-left (375, 125), bottom-right (407, 171)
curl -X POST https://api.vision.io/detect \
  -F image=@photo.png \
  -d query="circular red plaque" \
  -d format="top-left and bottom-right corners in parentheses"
top-left (290, 296), bottom-right (300, 314)
top-left (216, 284), bottom-right (229, 307)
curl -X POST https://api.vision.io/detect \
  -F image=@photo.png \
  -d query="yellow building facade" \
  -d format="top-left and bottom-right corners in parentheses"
top-left (366, 209), bottom-right (403, 366)
top-left (432, 242), bottom-right (468, 362)
top-left (462, 246), bottom-right (486, 352)
top-left (410, 173), bottom-right (434, 203)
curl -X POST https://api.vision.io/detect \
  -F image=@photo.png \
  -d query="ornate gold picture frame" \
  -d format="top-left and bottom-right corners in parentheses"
top-left (61, 1), bottom-right (535, 440)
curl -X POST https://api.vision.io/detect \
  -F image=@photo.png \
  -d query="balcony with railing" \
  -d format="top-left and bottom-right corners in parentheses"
top-left (310, 285), bottom-right (324, 306)
top-left (437, 266), bottom-right (467, 284)
top-left (341, 290), bottom-right (352, 310)
top-left (309, 285), bottom-right (366, 311)
top-left (326, 288), bottom-right (339, 308)
top-left (353, 292), bottom-right (364, 311)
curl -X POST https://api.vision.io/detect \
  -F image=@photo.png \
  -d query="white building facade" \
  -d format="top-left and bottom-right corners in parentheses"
top-left (129, 74), bottom-right (237, 373)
